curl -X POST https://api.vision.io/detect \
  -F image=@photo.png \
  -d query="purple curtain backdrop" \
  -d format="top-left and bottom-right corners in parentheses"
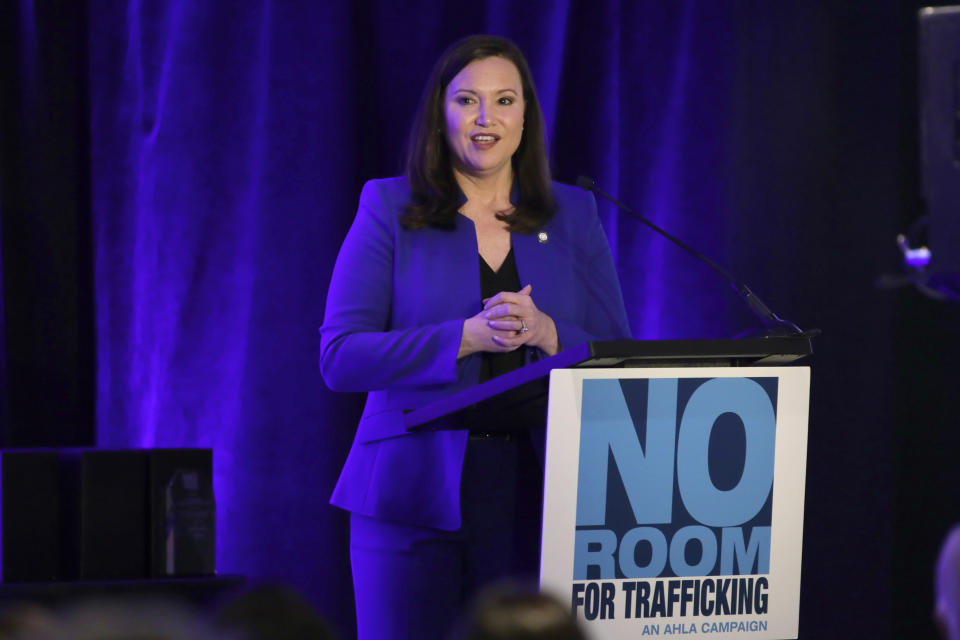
top-left (89, 0), bottom-right (361, 626)
top-left (79, 1), bottom-right (934, 637)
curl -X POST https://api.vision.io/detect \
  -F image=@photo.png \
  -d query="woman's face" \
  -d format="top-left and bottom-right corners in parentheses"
top-left (444, 56), bottom-right (525, 179)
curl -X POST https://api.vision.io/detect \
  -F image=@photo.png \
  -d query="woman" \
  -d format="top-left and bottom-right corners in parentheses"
top-left (320, 35), bottom-right (631, 639)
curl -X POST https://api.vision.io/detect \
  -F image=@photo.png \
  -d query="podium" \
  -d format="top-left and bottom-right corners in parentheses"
top-left (407, 338), bottom-right (811, 640)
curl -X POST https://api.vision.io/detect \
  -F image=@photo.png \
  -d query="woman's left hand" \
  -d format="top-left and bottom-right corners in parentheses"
top-left (482, 284), bottom-right (560, 356)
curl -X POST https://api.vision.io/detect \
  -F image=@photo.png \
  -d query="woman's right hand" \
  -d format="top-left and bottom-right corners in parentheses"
top-left (458, 307), bottom-right (523, 358)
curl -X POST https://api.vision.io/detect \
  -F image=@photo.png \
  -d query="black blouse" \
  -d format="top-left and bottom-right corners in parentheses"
top-left (479, 247), bottom-right (526, 383)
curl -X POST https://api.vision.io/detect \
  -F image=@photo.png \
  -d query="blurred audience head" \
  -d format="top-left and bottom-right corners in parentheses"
top-left (936, 525), bottom-right (960, 640)
top-left (39, 598), bottom-right (220, 640)
top-left (214, 583), bottom-right (334, 640)
top-left (454, 585), bottom-right (587, 640)
top-left (0, 602), bottom-right (57, 640)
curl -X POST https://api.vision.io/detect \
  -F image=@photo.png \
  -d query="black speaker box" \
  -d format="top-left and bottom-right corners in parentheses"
top-left (1, 451), bottom-right (62, 581)
top-left (79, 449), bottom-right (149, 579)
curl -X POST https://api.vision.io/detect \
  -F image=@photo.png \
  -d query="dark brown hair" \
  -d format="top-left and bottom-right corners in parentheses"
top-left (402, 34), bottom-right (554, 233)
top-left (458, 587), bottom-right (587, 640)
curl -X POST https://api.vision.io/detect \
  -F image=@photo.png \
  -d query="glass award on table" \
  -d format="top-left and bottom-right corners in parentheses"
top-left (164, 469), bottom-right (216, 576)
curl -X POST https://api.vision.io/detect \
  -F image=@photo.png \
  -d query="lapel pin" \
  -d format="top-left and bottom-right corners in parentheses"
top-left (537, 231), bottom-right (549, 244)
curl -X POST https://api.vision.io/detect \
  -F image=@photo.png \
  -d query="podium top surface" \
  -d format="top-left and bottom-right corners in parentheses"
top-left (405, 337), bottom-right (812, 432)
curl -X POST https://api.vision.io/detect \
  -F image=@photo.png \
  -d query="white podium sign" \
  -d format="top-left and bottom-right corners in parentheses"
top-left (540, 367), bottom-right (809, 640)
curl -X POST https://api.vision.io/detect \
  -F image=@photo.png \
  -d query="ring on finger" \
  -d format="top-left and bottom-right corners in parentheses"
top-left (519, 319), bottom-right (529, 334)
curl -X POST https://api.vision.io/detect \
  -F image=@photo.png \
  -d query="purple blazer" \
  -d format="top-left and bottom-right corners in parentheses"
top-left (320, 177), bottom-right (631, 531)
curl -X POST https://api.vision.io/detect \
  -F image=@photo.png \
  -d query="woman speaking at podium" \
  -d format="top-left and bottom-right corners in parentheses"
top-left (320, 34), bottom-right (631, 639)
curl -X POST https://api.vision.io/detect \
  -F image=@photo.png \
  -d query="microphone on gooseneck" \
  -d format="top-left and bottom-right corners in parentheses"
top-left (576, 175), bottom-right (816, 339)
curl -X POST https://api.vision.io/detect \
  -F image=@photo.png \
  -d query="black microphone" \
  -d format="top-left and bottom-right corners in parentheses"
top-left (576, 175), bottom-right (815, 339)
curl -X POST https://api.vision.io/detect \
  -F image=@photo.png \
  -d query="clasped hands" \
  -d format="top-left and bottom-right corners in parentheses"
top-left (458, 284), bottom-right (560, 358)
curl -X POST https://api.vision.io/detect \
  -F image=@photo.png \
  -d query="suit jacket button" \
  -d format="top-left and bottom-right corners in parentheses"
top-left (538, 231), bottom-right (548, 244)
